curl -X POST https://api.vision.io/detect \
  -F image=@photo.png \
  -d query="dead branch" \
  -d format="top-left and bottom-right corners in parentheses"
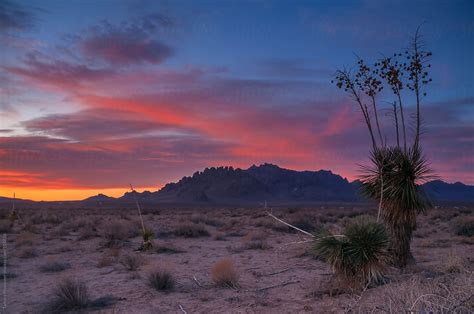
top-left (179, 304), bottom-right (187, 314)
top-left (266, 212), bottom-right (314, 238)
top-left (192, 274), bottom-right (203, 288)
top-left (243, 280), bottom-right (301, 292)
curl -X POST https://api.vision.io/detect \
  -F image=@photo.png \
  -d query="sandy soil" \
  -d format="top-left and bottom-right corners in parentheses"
top-left (3, 205), bottom-right (473, 313)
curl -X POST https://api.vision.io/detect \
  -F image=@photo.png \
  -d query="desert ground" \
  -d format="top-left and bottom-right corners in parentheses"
top-left (2, 204), bottom-right (473, 313)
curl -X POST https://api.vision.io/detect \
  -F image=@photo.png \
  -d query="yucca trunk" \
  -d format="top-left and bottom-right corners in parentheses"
top-left (382, 216), bottom-right (416, 267)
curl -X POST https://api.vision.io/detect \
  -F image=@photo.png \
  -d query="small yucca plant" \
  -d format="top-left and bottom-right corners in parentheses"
top-left (314, 221), bottom-right (390, 286)
top-left (141, 228), bottom-right (154, 251)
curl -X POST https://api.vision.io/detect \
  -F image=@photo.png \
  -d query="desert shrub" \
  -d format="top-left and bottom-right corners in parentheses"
top-left (3, 273), bottom-right (17, 280)
top-left (40, 261), bottom-right (71, 273)
top-left (224, 231), bottom-right (245, 237)
top-left (213, 233), bottom-right (227, 241)
top-left (155, 245), bottom-right (184, 254)
top-left (246, 240), bottom-right (271, 250)
top-left (255, 218), bottom-right (275, 229)
top-left (42, 214), bottom-right (62, 225)
top-left (78, 227), bottom-right (98, 240)
top-left (0, 220), bottom-right (11, 233)
top-left (46, 279), bottom-right (89, 313)
top-left (97, 255), bottom-right (113, 268)
top-left (173, 224), bottom-right (210, 238)
top-left (313, 221), bottom-right (390, 286)
top-left (148, 270), bottom-right (175, 291)
top-left (119, 254), bottom-right (142, 271)
top-left (211, 259), bottom-right (239, 288)
top-left (15, 232), bottom-right (34, 247)
top-left (354, 272), bottom-right (472, 313)
top-left (190, 216), bottom-right (223, 227)
top-left (453, 218), bottom-right (474, 237)
top-left (100, 220), bottom-right (137, 247)
top-left (290, 217), bottom-right (319, 233)
top-left (18, 247), bottom-right (38, 259)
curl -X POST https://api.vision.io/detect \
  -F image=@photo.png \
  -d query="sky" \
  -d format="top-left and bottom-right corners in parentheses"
top-left (0, 0), bottom-right (473, 201)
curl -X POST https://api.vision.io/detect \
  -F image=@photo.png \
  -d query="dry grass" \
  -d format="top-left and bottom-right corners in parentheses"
top-left (452, 217), bottom-right (474, 237)
top-left (211, 258), bottom-right (239, 288)
top-left (354, 271), bottom-right (473, 313)
top-left (0, 219), bottom-right (11, 233)
top-left (173, 224), bottom-right (210, 238)
top-left (100, 219), bottom-right (138, 247)
top-left (119, 254), bottom-right (143, 271)
top-left (15, 232), bottom-right (34, 247)
top-left (97, 255), bottom-right (114, 268)
top-left (18, 247), bottom-right (38, 258)
top-left (148, 269), bottom-right (175, 291)
top-left (45, 279), bottom-right (89, 313)
top-left (40, 261), bottom-right (71, 273)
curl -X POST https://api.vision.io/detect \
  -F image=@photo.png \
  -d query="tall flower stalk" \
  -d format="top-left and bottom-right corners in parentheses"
top-left (332, 29), bottom-right (434, 267)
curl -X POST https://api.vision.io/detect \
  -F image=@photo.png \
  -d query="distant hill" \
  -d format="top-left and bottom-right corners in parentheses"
top-left (82, 193), bottom-right (114, 202)
top-left (421, 180), bottom-right (474, 203)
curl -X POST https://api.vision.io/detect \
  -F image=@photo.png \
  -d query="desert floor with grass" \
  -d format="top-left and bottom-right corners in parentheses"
top-left (3, 205), bottom-right (473, 313)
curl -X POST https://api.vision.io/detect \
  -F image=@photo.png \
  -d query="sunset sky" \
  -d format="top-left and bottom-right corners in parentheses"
top-left (1, 0), bottom-right (473, 201)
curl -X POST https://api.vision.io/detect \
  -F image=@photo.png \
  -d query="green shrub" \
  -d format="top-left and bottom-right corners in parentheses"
top-left (313, 221), bottom-right (390, 286)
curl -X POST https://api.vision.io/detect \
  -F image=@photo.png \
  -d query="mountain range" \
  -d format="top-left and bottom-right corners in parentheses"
top-left (2, 164), bottom-right (473, 205)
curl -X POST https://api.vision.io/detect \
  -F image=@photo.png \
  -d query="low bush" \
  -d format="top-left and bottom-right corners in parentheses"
top-left (46, 279), bottom-right (89, 313)
top-left (40, 261), bottom-right (71, 273)
top-left (119, 254), bottom-right (142, 271)
top-left (211, 259), bottom-right (239, 288)
top-left (148, 269), bottom-right (175, 291)
top-left (173, 224), bottom-right (210, 238)
top-left (453, 218), bottom-right (474, 237)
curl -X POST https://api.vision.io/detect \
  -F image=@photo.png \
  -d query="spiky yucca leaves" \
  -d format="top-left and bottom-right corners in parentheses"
top-left (314, 222), bottom-right (390, 286)
top-left (140, 228), bottom-right (154, 251)
top-left (360, 145), bottom-right (433, 267)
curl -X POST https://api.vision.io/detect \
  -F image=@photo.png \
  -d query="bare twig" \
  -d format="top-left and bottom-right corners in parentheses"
top-left (192, 274), bottom-right (203, 288)
top-left (178, 304), bottom-right (187, 314)
top-left (243, 280), bottom-right (300, 292)
top-left (130, 184), bottom-right (146, 234)
top-left (278, 239), bottom-right (314, 249)
top-left (258, 268), bottom-right (291, 277)
top-left (266, 212), bottom-right (314, 238)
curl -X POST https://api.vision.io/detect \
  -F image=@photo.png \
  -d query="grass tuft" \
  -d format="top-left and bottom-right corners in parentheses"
top-left (46, 279), bottom-right (89, 313)
top-left (148, 269), bottom-right (175, 291)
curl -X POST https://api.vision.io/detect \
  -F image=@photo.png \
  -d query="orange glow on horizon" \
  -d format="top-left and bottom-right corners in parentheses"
top-left (0, 186), bottom-right (161, 201)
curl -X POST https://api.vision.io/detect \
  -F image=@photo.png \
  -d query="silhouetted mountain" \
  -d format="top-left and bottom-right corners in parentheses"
top-left (121, 164), bottom-right (360, 204)
top-left (421, 180), bottom-right (474, 203)
top-left (119, 164), bottom-right (473, 204)
top-left (82, 193), bottom-right (114, 202)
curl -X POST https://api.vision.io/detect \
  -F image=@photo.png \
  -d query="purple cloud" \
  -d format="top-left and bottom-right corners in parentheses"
top-left (80, 17), bottom-right (174, 65)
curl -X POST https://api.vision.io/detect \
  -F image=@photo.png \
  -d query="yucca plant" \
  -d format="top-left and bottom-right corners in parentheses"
top-left (361, 146), bottom-right (433, 266)
top-left (314, 221), bottom-right (390, 286)
top-left (333, 27), bottom-right (434, 267)
top-left (141, 228), bottom-right (154, 251)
